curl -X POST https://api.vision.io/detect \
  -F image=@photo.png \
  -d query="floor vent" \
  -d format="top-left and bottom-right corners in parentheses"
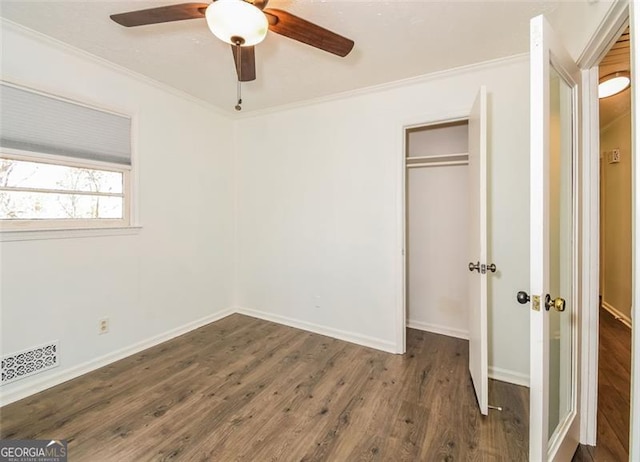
top-left (1, 342), bottom-right (59, 385)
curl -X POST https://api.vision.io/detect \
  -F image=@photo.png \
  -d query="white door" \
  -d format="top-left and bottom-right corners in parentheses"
top-left (468, 86), bottom-right (489, 416)
top-left (529, 14), bottom-right (581, 461)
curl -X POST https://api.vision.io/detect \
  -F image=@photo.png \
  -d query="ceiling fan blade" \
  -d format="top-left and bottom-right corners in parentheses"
top-left (110, 3), bottom-right (209, 27)
top-left (263, 9), bottom-right (354, 57)
top-left (231, 45), bottom-right (257, 82)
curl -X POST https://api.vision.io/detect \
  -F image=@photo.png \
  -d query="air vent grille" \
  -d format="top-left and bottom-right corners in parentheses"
top-left (1, 342), bottom-right (59, 385)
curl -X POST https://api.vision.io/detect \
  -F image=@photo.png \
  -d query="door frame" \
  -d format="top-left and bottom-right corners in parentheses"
top-left (397, 109), bottom-right (471, 355)
top-left (575, 0), bottom-right (637, 453)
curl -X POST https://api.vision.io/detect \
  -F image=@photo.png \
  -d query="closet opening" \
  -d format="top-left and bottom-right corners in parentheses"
top-left (404, 120), bottom-right (470, 341)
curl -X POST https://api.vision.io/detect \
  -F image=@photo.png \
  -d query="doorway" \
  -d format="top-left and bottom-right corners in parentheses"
top-left (595, 26), bottom-right (632, 460)
top-left (575, 14), bottom-right (635, 460)
top-left (405, 120), bottom-right (470, 340)
top-left (401, 89), bottom-right (490, 416)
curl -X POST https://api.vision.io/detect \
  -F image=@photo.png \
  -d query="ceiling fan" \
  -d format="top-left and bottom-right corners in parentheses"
top-left (110, 0), bottom-right (354, 109)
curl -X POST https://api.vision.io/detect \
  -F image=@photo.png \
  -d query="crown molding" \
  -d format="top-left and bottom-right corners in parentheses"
top-left (0, 18), bottom-right (233, 119)
top-left (234, 52), bottom-right (528, 120)
top-left (2, 17), bottom-right (528, 121)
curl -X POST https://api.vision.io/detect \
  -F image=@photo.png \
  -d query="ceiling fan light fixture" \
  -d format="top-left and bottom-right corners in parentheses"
top-left (206, 0), bottom-right (268, 46)
top-left (598, 71), bottom-right (631, 99)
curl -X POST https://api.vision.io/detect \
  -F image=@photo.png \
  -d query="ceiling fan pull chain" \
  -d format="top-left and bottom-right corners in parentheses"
top-left (235, 40), bottom-right (243, 111)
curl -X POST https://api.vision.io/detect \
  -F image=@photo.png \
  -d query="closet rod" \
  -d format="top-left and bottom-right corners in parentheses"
top-left (405, 153), bottom-right (469, 163)
top-left (407, 161), bottom-right (468, 168)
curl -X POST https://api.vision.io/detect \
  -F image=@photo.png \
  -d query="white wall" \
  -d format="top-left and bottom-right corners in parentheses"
top-left (235, 56), bottom-right (531, 382)
top-left (0, 23), bottom-right (235, 404)
top-left (0, 27), bottom-right (534, 403)
top-left (407, 165), bottom-right (469, 337)
top-left (551, 0), bottom-right (622, 62)
top-left (406, 124), bottom-right (470, 338)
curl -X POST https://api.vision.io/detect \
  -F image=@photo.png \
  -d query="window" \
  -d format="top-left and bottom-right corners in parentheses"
top-left (1, 156), bottom-right (128, 224)
top-left (0, 82), bottom-right (133, 231)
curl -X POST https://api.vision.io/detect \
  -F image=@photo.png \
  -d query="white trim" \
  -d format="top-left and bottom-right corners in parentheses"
top-left (601, 302), bottom-right (633, 328)
top-left (398, 109), bottom-right (471, 357)
top-left (0, 225), bottom-right (142, 242)
top-left (0, 80), bottom-right (140, 231)
top-left (0, 19), bottom-right (230, 118)
top-left (579, 3), bottom-right (631, 448)
top-left (630, 3), bottom-right (640, 459)
top-left (580, 66), bottom-right (601, 447)
top-left (397, 124), bottom-right (408, 355)
top-left (236, 54), bottom-right (528, 120)
top-left (488, 366), bottom-right (530, 388)
top-left (0, 308), bottom-right (234, 406)
top-left (0, 152), bottom-right (133, 232)
top-left (576, 0), bottom-right (631, 69)
top-left (235, 307), bottom-right (397, 354)
top-left (406, 320), bottom-right (469, 340)
top-left (2, 18), bottom-right (528, 120)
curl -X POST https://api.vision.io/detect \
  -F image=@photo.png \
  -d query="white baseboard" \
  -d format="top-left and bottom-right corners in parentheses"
top-left (489, 366), bottom-right (530, 388)
top-left (0, 308), bottom-right (234, 406)
top-left (406, 319), bottom-right (469, 340)
top-left (601, 301), bottom-right (632, 328)
top-left (406, 321), bottom-right (528, 387)
top-left (1, 306), bottom-right (528, 405)
top-left (235, 307), bottom-right (398, 354)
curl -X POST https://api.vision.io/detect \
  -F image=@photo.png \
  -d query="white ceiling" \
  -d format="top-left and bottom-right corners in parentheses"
top-left (0, 1), bottom-right (611, 114)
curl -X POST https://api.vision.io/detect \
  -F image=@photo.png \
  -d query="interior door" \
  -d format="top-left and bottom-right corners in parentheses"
top-left (529, 14), bottom-right (581, 461)
top-left (468, 86), bottom-right (488, 416)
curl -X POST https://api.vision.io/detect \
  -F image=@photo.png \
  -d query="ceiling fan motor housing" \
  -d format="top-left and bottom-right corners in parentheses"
top-left (205, 0), bottom-right (269, 46)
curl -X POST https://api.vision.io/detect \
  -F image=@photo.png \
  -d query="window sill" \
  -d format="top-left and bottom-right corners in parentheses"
top-left (0, 225), bottom-right (142, 242)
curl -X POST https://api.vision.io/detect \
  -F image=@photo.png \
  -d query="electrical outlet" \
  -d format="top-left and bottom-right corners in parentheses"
top-left (98, 318), bottom-right (109, 335)
top-left (314, 295), bottom-right (321, 309)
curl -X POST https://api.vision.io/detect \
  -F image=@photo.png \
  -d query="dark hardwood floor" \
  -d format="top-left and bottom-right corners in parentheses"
top-left (573, 309), bottom-right (632, 462)
top-left (0, 314), bottom-right (529, 461)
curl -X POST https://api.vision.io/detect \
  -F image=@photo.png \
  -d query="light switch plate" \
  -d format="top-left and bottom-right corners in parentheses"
top-left (609, 149), bottom-right (621, 164)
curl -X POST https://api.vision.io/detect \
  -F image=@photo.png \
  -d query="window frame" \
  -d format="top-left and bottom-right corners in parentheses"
top-left (0, 79), bottom-right (139, 237)
top-left (0, 148), bottom-right (133, 231)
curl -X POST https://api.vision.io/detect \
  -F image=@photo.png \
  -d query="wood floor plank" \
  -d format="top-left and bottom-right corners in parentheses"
top-left (1, 314), bottom-right (529, 461)
top-left (573, 309), bottom-right (631, 461)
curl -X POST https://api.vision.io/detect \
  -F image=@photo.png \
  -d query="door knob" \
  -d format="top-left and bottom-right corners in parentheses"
top-left (468, 262), bottom-right (480, 273)
top-left (517, 291), bottom-right (530, 304)
top-left (487, 263), bottom-right (497, 273)
top-left (544, 294), bottom-right (566, 312)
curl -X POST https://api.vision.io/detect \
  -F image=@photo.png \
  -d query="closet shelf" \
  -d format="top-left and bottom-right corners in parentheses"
top-left (405, 153), bottom-right (469, 168)
top-left (407, 160), bottom-right (468, 168)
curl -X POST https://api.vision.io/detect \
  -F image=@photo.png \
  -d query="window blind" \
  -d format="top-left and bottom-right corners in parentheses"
top-left (0, 82), bottom-right (131, 166)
